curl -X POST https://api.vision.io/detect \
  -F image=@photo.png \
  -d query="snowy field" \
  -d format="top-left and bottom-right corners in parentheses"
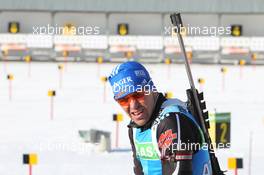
top-left (0, 61), bottom-right (263, 175)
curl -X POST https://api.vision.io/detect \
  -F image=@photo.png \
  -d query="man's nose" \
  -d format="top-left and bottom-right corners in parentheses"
top-left (129, 98), bottom-right (140, 109)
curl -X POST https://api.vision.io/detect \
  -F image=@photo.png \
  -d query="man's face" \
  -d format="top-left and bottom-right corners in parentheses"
top-left (116, 91), bottom-right (156, 126)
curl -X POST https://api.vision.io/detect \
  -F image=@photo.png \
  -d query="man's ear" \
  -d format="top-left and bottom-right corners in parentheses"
top-left (151, 92), bottom-right (159, 107)
top-left (152, 92), bottom-right (158, 100)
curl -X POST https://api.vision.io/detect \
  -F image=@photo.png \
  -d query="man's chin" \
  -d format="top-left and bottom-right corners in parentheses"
top-left (133, 118), bottom-right (147, 126)
top-left (130, 113), bottom-right (150, 126)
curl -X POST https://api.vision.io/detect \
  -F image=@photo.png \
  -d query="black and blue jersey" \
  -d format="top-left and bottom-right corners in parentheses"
top-left (128, 93), bottom-right (212, 175)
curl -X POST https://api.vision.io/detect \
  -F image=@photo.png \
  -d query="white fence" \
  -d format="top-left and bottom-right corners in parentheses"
top-left (1, 34), bottom-right (264, 63)
top-left (1, 34), bottom-right (264, 52)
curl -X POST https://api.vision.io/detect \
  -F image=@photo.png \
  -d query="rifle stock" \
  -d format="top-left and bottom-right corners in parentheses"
top-left (170, 13), bottom-right (225, 175)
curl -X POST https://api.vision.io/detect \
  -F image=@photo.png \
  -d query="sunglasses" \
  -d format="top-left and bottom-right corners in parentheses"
top-left (116, 91), bottom-right (146, 107)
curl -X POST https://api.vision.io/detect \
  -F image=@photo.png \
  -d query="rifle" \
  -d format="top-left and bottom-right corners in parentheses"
top-left (170, 13), bottom-right (225, 175)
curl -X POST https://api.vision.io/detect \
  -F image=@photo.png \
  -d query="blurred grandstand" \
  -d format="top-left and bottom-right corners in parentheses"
top-left (0, 0), bottom-right (264, 64)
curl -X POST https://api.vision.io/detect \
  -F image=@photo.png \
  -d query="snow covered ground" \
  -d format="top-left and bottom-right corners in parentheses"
top-left (0, 62), bottom-right (263, 175)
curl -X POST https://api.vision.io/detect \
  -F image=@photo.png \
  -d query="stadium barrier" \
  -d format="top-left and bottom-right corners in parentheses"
top-left (1, 34), bottom-right (264, 64)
